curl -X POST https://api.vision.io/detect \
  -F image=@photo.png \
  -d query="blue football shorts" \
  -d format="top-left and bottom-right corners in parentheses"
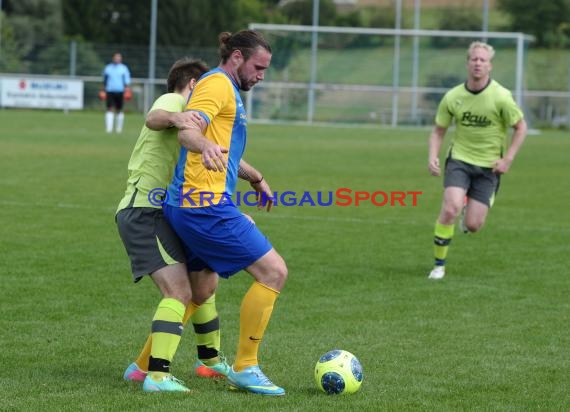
top-left (163, 203), bottom-right (272, 278)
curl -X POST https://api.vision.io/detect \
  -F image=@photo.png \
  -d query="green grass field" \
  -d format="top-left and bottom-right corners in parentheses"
top-left (1, 109), bottom-right (568, 411)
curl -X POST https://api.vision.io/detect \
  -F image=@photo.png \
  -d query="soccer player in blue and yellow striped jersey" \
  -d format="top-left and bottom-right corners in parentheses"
top-left (164, 30), bottom-right (288, 396)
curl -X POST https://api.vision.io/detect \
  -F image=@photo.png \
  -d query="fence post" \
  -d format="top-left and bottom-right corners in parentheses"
top-left (69, 41), bottom-right (77, 77)
top-left (567, 61), bottom-right (570, 129)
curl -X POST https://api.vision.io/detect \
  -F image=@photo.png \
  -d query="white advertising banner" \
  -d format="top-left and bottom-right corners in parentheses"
top-left (0, 77), bottom-right (84, 110)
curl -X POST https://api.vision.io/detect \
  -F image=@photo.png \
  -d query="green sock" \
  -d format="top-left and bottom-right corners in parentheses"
top-left (148, 298), bottom-right (185, 378)
top-left (191, 294), bottom-right (221, 365)
top-left (434, 221), bottom-right (455, 266)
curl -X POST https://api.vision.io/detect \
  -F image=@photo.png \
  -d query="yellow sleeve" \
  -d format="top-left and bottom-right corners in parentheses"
top-left (186, 73), bottom-right (231, 122)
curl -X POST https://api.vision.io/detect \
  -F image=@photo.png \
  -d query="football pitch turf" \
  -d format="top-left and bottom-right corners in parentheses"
top-left (1, 109), bottom-right (568, 411)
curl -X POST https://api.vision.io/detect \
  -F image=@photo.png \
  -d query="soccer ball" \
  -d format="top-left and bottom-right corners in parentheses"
top-left (314, 349), bottom-right (363, 395)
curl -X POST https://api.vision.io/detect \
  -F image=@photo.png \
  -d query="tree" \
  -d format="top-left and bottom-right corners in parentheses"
top-left (432, 8), bottom-right (482, 48)
top-left (62, 0), bottom-right (149, 44)
top-left (497, 0), bottom-right (570, 48)
top-left (62, 0), bottom-right (277, 47)
top-left (156, 0), bottom-right (243, 48)
top-left (3, 0), bottom-right (63, 62)
top-left (0, 10), bottom-right (24, 72)
top-left (279, 0), bottom-right (338, 26)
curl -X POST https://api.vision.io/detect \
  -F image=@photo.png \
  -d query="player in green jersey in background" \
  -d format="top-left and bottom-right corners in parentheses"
top-left (427, 41), bottom-right (528, 280)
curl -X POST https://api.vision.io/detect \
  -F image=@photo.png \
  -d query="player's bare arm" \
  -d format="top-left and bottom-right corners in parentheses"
top-left (428, 125), bottom-right (448, 176)
top-left (146, 110), bottom-right (205, 131)
top-left (493, 118), bottom-right (528, 174)
top-left (238, 160), bottom-right (274, 212)
top-left (237, 159), bottom-right (262, 183)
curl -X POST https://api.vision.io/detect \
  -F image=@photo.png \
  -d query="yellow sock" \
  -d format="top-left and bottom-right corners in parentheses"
top-left (134, 335), bottom-right (152, 371)
top-left (147, 298), bottom-right (185, 378)
top-left (434, 221), bottom-right (455, 266)
top-left (191, 294), bottom-right (221, 365)
top-left (134, 300), bottom-right (198, 372)
top-left (182, 301), bottom-right (199, 324)
top-left (234, 282), bottom-right (279, 372)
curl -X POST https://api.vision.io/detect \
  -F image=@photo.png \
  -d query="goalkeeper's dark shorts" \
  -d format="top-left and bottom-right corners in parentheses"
top-left (106, 91), bottom-right (125, 110)
top-left (116, 207), bottom-right (186, 282)
top-left (444, 158), bottom-right (500, 208)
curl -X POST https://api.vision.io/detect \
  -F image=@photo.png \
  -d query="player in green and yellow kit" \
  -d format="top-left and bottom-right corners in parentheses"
top-left (427, 41), bottom-right (528, 280)
top-left (116, 58), bottom-right (229, 392)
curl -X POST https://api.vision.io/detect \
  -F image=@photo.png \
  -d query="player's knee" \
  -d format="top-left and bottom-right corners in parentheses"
top-left (276, 261), bottom-right (288, 282)
top-left (465, 214), bottom-right (485, 232)
top-left (192, 285), bottom-right (215, 305)
top-left (466, 221), bottom-right (483, 233)
top-left (166, 289), bottom-right (192, 306)
top-left (270, 260), bottom-right (288, 291)
top-left (259, 260), bottom-right (288, 292)
top-left (189, 269), bottom-right (218, 305)
top-left (442, 204), bottom-right (461, 221)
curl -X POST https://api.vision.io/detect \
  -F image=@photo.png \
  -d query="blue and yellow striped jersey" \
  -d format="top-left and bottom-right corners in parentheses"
top-left (167, 68), bottom-right (247, 208)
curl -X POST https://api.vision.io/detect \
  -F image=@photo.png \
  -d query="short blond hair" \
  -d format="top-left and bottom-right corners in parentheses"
top-left (467, 41), bottom-right (495, 60)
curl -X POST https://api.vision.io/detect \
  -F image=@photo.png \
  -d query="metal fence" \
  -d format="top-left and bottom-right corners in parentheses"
top-left (1, 34), bottom-right (569, 129)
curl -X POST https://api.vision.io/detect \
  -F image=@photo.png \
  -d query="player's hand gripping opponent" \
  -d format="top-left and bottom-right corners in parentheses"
top-left (177, 113), bottom-right (228, 172)
top-left (200, 140), bottom-right (228, 172)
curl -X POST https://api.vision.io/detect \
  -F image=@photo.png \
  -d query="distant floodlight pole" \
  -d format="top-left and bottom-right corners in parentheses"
top-left (515, 33), bottom-right (525, 107)
top-left (0, 0), bottom-right (3, 60)
top-left (391, 0), bottom-right (402, 127)
top-left (566, 59), bottom-right (570, 129)
top-left (411, 0), bottom-right (421, 124)
top-left (69, 41), bottom-right (77, 76)
top-left (482, 0), bottom-right (489, 42)
top-left (308, 0), bottom-right (319, 124)
top-left (147, 0), bottom-right (158, 113)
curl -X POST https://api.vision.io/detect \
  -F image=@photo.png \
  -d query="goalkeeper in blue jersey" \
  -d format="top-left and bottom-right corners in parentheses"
top-left (102, 52), bottom-right (131, 133)
top-left (427, 41), bottom-right (528, 280)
